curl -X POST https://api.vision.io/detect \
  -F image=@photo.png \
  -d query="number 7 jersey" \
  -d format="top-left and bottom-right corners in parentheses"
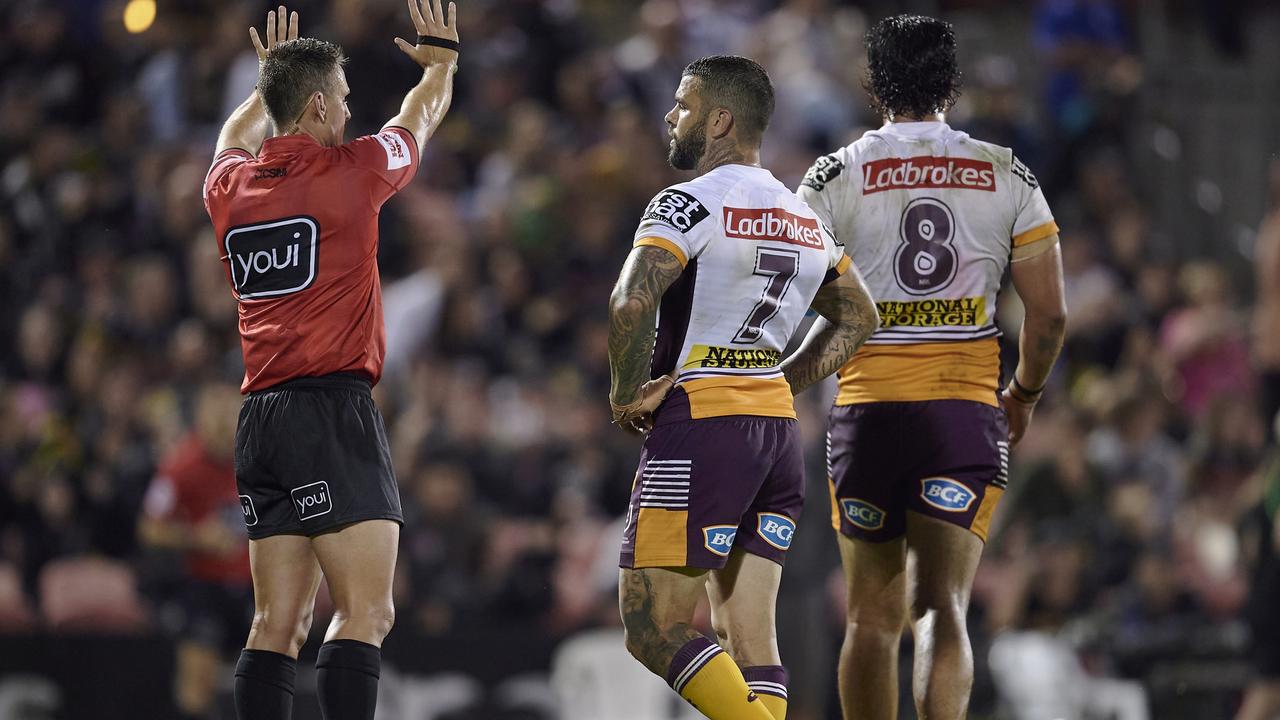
top-left (634, 164), bottom-right (852, 419)
top-left (797, 121), bottom-right (1058, 407)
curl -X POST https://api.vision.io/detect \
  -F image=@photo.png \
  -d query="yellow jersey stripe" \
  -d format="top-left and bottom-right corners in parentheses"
top-left (1012, 220), bottom-right (1059, 248)
top-left (1011, 234), bottom-right (1058, 262)
top-left (836, 338), bottom-right (1000, 407)
top-left (634, 236), bottom-right (688, 267)
top-left (681, 375), bottom-right (795, 419)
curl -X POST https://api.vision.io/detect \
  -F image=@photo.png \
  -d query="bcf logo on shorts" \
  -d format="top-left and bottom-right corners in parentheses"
top-left (841, 499), bottom-right (885, 530)
top-left (291, 481), bottom-right (333, 521)
top-left (756, 513), bottom-right (796, 551)
top-left (703, 525), bottom-right (738, 557)
top-left (920, 478), bottom-right (976, 513)
top-left (239, 495), bottom-right (258, 527)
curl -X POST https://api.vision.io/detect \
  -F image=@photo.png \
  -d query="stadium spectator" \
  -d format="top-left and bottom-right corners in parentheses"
top-left (140, 383), bottom-right (251, 720)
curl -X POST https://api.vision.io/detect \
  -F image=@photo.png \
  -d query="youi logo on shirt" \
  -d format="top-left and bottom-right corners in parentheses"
top-left (224, 216), bottom-right (318, 299)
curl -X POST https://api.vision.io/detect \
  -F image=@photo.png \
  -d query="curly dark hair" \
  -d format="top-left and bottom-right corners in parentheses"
top-left (864, 14), bottom-right (962, 119)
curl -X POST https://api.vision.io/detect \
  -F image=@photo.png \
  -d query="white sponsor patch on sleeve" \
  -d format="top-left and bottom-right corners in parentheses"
top-left (374, 130), bottom-right (411, 171)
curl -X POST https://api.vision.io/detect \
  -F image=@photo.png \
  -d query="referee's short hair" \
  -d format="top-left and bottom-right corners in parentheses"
top-left (682, 55), bottom-right (775, 145)
top-left (258, 38), bottom-right (347, 128)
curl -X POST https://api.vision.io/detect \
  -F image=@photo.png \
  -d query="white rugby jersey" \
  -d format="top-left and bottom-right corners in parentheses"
top-left (634, 164), bottom-right (851, 419)
top-left (798, 121), bottom-right (1058, 407)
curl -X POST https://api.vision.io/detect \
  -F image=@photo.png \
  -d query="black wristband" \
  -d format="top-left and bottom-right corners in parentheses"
top-left (1011, 377), bottom-right (1044, 400)
top-left (417, 35), bottom-right (460, 52)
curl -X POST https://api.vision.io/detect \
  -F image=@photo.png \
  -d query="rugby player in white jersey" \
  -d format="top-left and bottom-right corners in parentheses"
top-left (797, 16), bottom-right (1068, 720)
top-left (608, 55), bottom-right (879, 720)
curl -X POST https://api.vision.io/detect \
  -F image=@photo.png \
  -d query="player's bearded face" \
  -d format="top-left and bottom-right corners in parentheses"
top-left (668, 116), bottom-right (707, 171)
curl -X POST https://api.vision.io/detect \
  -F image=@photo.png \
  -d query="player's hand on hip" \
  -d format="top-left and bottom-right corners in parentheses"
top-left (394, 0), bottom-right (459, 68)
top-left (610, 375), bottom-right (676, 436)
top-left (1000, 388), bottom-right (1036, 447)
top-left (250, 5), bottom-right (299, 65)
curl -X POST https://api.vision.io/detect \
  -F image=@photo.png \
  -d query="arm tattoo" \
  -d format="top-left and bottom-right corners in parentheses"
top-left (782, 271), bottom-right (880, 395)
top-left (619, 569), bottom-right (702, 675)
top-left (608, 246), bottom-right (685, 405)
top-left (1017, 315), bottom-right (1066, 389)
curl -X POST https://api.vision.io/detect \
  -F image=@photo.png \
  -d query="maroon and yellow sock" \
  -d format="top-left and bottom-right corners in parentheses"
top-left (742, 665), bottom-right (788, 720)
top-left (665, 637), bottom-right (776, 720)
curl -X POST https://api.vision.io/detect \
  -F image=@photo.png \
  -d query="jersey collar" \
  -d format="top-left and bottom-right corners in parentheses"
top-left (878, 120), bottom-right (952, 136)
top-left (261, 133), bottom-right (321, 156)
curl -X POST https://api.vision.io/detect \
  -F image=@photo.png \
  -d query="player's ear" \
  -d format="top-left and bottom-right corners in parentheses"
top-left (708, 107), bottom-right (734, 140)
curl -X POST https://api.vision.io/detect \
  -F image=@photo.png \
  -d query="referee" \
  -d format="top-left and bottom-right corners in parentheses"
top-left (202, 3), bottom-right (458, 719)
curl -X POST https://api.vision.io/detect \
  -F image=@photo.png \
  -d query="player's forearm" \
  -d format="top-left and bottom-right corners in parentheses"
top-left (1014, 309), bottom-right (1066, 393)
top-left (608, 299), bottom-right (658, 407)
top-left (391, 63), bottom-right (457, 149)
top-left (217, 91), bottom-right (271, 155)
top-left (608, 247), bottom-right (684, 405)
top-left (781, 279), bottom-right (880, 395)
top-left (782, 268), bottom-right (879, 395)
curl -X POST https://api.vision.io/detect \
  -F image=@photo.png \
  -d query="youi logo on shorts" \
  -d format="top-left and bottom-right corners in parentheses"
top-left (920, 478), bottom-right (976, 513)
top-left (703, 525), bottom-right (738, 557)
top-left (841, 499), bottom-right (886, 530)
top-left (291, 481), bottom-right (333, 521)
top-left (224, 216), bottom-right (318, 299)
top-left (239, 495), bottom-right (259, 527)
top-left (756, 513), bottom-right (796, 550)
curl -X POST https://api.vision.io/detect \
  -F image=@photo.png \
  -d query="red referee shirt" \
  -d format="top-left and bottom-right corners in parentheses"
top-left (143, 434), bottom-right (251, 585)
top-left (203, 126), bottom-right (419, 393)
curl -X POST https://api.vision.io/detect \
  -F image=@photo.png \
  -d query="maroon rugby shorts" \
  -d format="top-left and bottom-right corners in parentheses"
top-left (826, 399), bottom-right (1008, 542)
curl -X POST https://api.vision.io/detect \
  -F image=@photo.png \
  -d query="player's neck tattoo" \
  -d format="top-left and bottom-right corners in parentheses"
top-left (695, 137), bottom-right (751, 176)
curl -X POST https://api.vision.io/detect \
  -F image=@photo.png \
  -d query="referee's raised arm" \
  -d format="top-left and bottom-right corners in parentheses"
top-left (215, 6), bottom-right (299, 156)
top-left (200, 6), bottom-right (465, 720)
top-left (386, 0), bottom-right (459, 149)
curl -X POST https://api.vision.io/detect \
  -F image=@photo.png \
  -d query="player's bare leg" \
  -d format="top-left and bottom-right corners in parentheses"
top-left (707, 549), bottom-right (788, 718)
top-left (309, 519), bottom-right (399, 720)
top-left (905, 512), bottom-right (983, 720)
top-left (1237, 680), bottom-right (1280, 720)
top-left (836, 534), bottom-right (908, 720)
top-left (237, 534), bottom-right (322, 720)
top-left (620, 567), bottom-right (777, 720)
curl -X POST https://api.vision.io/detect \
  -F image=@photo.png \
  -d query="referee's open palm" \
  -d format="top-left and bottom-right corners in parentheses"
top-left (250, 5), bottom-right (299, 65)
top-left (395, 0), bottom-right (459, 68)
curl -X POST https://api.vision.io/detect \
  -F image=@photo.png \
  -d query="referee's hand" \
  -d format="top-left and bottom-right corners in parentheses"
top-left (394, 0), bottom-right (459, 68)
top-left (250, 5), bottom-right (299, 65)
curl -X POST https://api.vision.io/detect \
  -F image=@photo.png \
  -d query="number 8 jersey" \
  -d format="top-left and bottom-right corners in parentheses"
top-left (797, 122), bottom-right (1058, 407)
top-left (635, 164), bottom-right (852, 419)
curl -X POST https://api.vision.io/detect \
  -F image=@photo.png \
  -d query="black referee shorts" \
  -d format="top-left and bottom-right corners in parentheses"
top-left (234, 372), bottom-right (403, 540)
top-left (1247, 506), bottom-right (1280, 678)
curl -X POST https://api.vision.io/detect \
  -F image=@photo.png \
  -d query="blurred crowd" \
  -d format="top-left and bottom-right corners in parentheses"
top-left (1, 0), bottom-right (1277, 717)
